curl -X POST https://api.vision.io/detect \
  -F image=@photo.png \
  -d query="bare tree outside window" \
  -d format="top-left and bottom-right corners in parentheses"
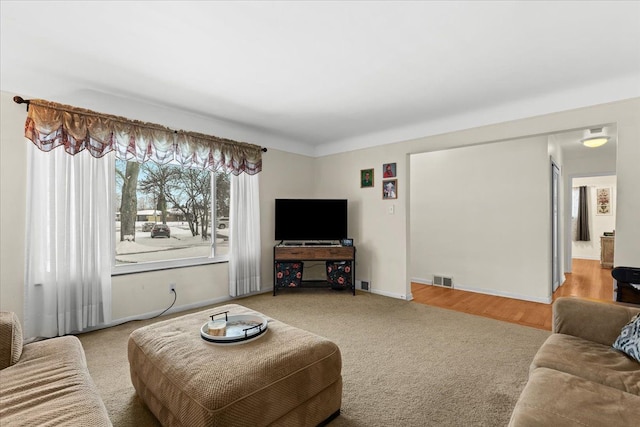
top-left (119, 161), bottom-right (140, 242)
top-left (114, 160), bottom-right (230, 267)
top-left (138, 164), bottom-right (179, 226)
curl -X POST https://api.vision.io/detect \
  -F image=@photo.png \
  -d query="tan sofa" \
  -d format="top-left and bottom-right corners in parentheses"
top-left (0, 311), bottom-right (112, 426)
top-left (509, 297), bottom-right (640, 426)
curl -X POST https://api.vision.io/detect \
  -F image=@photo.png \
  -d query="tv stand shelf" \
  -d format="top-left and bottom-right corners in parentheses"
top-left (273, 245), bottom-right (356, 295)
top-left (280, 241), bottom-right (341, 247)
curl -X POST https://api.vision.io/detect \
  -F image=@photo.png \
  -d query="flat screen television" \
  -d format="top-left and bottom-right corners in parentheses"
top-left (275, 199), bottom-right (347, 242)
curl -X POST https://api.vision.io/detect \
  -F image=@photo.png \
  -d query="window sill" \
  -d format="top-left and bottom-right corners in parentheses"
top-left (112, 256), bottom-right (228, 276)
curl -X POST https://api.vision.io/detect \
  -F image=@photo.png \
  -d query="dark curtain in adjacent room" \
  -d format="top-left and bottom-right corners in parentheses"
top-left (576, 186), bottom-right (590, 241)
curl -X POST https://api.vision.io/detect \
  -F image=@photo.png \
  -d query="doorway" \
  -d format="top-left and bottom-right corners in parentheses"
top-left (552, 161), bottom-right (561, 292)
top-left (570, 175), bottom-right (617, 265)
top-left (547, 124), bottom-right (617, 279)
top-left (408, 125), bottom-right (617, 303)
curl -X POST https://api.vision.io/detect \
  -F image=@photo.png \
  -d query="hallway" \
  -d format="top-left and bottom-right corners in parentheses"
top-left (411, 259), bottom-right (614, 330)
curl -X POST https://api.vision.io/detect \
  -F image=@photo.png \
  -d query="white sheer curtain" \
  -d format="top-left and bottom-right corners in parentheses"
top-left (228, 173), bottom-right (261, 297)
top-left (24, 144), bottom-right (113, 339)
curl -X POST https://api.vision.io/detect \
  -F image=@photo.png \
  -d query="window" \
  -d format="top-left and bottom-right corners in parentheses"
top-left (114, 159), bottom-right (230, 274)
top-left (572, 187), bottom-right (579, 219)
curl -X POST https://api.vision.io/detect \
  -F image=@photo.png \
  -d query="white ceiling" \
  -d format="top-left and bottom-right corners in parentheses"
top-left (550, 125), bottom-right (618, 160)
top-left (1, 1), bottom-right (639, 156)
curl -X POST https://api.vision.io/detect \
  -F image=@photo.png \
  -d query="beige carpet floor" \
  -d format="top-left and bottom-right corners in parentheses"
top-left (77, 289), bottom-right (550, 426)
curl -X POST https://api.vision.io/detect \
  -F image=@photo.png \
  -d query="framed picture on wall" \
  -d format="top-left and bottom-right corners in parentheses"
top-left (383, 162), bottom-right (396, 178)
top-left (382, 179), bottom-right (397, 199)
top-left (361, 168), bottom-right (374, 188)
top-left (596, 187), bottom-right (612, 215)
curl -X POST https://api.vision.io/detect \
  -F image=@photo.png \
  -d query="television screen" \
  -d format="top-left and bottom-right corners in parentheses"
top-left (275, 199), bottom-right (347, 241)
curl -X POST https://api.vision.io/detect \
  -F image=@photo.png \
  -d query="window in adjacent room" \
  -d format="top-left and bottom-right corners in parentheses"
top-left (114, 159), bottom-right (230, 274)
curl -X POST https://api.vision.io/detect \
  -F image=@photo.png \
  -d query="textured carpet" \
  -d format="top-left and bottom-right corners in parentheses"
top-left (77, 289), bottom-right (550, 426)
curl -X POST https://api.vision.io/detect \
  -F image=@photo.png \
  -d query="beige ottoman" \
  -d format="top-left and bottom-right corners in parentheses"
top-left (128, 304), bottom-right (342, 426)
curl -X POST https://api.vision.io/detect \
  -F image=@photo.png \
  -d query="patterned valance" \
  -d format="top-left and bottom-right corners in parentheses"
top-left (23, 99), bottom-right (262, 175)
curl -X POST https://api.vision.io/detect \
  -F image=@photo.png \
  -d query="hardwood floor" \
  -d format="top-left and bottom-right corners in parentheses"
top-left (411, 259), bottom-right (614, 331)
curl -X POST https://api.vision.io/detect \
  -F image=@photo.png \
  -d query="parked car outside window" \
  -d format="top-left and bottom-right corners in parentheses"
top-left (151, 224), bottom-right (171, 238)
top-left (216, 217), bottom-right (229, 229)
top-left (141, 222), bottom-right (155, 232)
top-left (114, 160), bottom-right (230, 273)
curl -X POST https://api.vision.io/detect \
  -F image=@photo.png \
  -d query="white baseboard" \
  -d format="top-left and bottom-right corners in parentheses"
top-left (371, 288), bottom-right (412, 301)
top-left (572, 256), bottom-right (600, 261)
top-left (411, 277), bottom-right (551, 304)
top-left (454, 284), bottom-right (552, 304)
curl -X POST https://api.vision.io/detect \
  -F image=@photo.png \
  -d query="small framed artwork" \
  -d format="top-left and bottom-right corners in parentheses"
top-left (361, 168), bottom-right (374, 188)
top-left (341, 238), bottom-right (354, 247)
top-left (383, 162), bottom-right (396, 178)
top-left (383, 179), bottom-right (397, 199)
top-left (596, 187), bottom-right (612, 215)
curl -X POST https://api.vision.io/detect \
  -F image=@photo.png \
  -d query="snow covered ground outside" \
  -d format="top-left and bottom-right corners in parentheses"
top-left (115, 222), bottom-right (229, 264)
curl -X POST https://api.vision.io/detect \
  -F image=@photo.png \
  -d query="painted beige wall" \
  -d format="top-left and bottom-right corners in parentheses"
top-left (0, 92), bottom-right (27, 322)
top-left (258, 148), bottom-right (316, 283)
top-left (410, 137), bottom-right (551, 302)
top-left (314, 97), bottom-right (639, 302)
top-left (314, 148), bottom-right (408, 298)
top-left (615, 115), bottom-right (640, 269)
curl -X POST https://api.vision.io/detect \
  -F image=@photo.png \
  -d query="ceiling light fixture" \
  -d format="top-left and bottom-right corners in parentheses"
top-left (581, 127), bottom-right (609, 148)
top-left (582, 136), bottom-right (609, 148)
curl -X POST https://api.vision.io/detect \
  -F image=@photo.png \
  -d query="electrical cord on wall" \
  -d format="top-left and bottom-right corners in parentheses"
top-left (148, 289), bottom-right (177, 320)
top-left (103, 289), bottom-right (178, 330)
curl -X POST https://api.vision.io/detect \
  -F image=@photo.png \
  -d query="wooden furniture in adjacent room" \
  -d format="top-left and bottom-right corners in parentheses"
top-left (612, 266), bottom-right (640, 305)
top-left (600, 236), bottom-right (614, 268)
top-left (274, 244), bottom-right (356, 295)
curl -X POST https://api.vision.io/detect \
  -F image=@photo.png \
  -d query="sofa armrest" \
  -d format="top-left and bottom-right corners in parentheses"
top-left (0, 312), bottom-right (23, 370)
top-left (552, 297), bottom-right (640, 346)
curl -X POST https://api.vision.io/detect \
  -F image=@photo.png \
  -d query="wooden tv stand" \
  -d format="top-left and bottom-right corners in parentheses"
top-left (273, 244), bottom-right (356, 295)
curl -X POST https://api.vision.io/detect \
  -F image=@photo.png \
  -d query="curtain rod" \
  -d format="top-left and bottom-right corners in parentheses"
top-left (13, 95), bottom-right (268, 152)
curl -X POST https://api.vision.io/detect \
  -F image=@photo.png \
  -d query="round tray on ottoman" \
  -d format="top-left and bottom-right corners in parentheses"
top-left (200, 314), bottom-right (269, 345)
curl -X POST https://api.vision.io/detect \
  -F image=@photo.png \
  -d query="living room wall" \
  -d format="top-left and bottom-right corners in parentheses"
top-left (2, 91), bottom-right (639, 327)
top-left (312, 146), bottom-right (409, 299)
top-left (314, 97), bottom-right (640, 303)
top-left (410, 137), bottom-right (551, 303)
top-left (0, 92), bottom-right (27, 321)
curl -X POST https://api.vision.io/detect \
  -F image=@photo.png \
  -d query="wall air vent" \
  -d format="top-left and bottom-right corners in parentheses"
top-left (433, 275), bottom-right (453, 288)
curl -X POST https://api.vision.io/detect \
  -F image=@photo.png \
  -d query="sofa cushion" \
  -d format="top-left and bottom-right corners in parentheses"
top-left (612, 314), bottom-right (640, 363)
top-left (552, 297), bottom-right (640, 346)
top-left (0, 311), bottom-right (23, 370)
top-left (531, 333), bottom-right (640, 395)
top-left (0, 335), bottom-right (111, 426)
top-left (509, 367), bottom-right (640, 427)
